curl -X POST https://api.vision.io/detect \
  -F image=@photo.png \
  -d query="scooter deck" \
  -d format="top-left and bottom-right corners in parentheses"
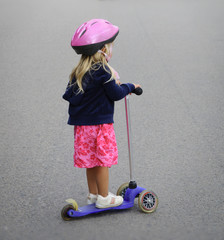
top-left (67, 200), bottom-right (134, 218)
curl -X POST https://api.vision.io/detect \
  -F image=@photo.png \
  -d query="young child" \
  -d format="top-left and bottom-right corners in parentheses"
top-left (63, 19), bottom-right (141, 208)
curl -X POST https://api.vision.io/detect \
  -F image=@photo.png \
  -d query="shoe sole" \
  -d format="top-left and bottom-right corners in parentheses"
top-left (95, 201), bottom-right (123, 209)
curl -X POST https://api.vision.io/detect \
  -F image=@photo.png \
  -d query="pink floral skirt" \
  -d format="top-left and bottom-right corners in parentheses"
top-left (73, 124), bottom-right (118, 168)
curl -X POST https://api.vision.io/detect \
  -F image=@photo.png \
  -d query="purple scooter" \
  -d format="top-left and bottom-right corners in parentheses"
top-left (61, 88), bottom-right (158, 220)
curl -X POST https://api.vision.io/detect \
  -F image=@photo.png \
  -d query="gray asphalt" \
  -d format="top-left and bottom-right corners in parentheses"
top-left (0, 0), bottom-right (224, 240)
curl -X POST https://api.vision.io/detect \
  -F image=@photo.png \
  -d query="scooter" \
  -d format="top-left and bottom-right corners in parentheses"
top-left (61, 88), bottom-right (158, 220)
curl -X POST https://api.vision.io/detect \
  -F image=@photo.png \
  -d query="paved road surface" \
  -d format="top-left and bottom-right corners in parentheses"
top-left (0, 0), bottom-right (223, 239)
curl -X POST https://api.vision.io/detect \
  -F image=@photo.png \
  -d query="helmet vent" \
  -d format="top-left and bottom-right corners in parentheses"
top-left (91, 21), bottom-right (97, 26)
top-left (79, 29), bottom-right (87, 38)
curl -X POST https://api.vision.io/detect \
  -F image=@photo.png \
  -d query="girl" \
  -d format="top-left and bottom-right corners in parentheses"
top-left (63, 19), bottom-right (140, 208)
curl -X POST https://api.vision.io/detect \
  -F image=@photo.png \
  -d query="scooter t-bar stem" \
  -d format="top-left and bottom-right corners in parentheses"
top-left (125, 95), bottom-right (134, 181)
top-left (125, 87), bottom-right (143, 185)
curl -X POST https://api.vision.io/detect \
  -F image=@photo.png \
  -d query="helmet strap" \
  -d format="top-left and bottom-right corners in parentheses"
top-left (98, 44), bottom-right (113, 62)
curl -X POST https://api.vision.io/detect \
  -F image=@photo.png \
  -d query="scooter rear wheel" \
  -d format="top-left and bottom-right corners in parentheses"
top-left (61, 204), bottom-right (77, 221)
top-left (138, 190), bottom-right (158, 213)
top-left (116, 182), bottom-right (129, 198)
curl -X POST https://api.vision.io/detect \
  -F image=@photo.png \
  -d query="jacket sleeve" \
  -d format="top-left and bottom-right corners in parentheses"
top-left (103, 79), bottom-right (135, 101)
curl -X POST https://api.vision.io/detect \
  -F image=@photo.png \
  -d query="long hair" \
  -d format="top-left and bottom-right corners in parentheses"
top-left (69, 43), bottom-right (116, 93)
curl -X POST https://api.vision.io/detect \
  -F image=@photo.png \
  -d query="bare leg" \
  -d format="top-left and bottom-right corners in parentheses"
top-left (86, 168), bottom-right (98, 195)
top-left (86, 166), bottom-right (109, 197)
top-left (95, 167), bottom-right (109, 197)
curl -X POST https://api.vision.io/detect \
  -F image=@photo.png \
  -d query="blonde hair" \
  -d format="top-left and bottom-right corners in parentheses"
top-left (69, 43), bottom-right (116, 93)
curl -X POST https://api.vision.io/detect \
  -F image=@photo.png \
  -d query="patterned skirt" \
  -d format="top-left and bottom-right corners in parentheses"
top-left (73, 124), bottom-right (118, 168)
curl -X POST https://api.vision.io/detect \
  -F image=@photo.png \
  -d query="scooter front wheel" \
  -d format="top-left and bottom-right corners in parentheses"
top-left (138, 190), bottom-right (158, 213)
top-left (116, 182), bottom-right (129, 198)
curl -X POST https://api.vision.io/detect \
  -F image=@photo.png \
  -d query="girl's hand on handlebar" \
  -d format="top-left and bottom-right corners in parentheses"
top-left (133, 84), bottom-right (141, 89)
top-left (129, 84), bottom-right (141, 95)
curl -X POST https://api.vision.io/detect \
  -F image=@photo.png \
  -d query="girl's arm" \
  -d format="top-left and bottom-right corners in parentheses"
top-left (103, 79), bottom-right (135, 101)
top-left (62, 83), bottom-right (83, 105)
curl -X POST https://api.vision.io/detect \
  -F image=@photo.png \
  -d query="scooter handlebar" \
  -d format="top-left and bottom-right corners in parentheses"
top-left (131, 87), bottom-right (143, 95)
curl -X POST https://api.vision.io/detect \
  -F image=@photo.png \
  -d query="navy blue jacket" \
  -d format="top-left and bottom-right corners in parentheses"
top-left (62, 64), bottom-right (135, 125)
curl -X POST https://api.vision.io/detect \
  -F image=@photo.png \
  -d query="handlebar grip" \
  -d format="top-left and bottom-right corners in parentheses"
top-left (132, 87), bottom-right (143, 95)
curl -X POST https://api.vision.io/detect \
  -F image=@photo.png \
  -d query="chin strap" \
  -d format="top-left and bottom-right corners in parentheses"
top-left (98, 49), bottom-right (111, 62)
top-left (98, 43), bottom-right (113, 62)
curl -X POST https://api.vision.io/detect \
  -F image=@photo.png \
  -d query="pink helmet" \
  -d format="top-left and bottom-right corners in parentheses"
top-left (71, 19), bottom-right (119, 56)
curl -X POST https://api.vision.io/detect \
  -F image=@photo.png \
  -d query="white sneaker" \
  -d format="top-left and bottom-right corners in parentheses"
top-left (96, 192), bottom-right (123, 208)
top-left (87, 193), bottom-right (98, 204)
